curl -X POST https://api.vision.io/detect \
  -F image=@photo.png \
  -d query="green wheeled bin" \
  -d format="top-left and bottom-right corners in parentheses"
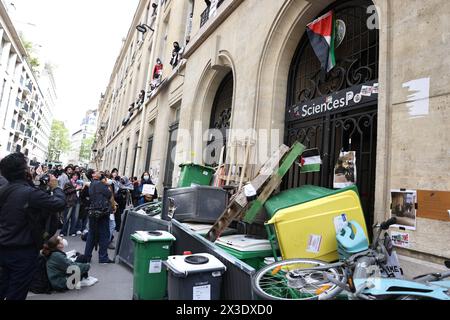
top-left (178, 163), bottom-right (215, 187)
top-left (131, 230), bottom-right (176, 300)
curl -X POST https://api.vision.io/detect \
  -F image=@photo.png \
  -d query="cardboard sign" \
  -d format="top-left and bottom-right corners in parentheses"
top-left (417, 190), bottom-right (450, 222)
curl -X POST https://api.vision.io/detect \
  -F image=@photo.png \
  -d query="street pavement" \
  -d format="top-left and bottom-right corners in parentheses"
top-left (27, 232), bottom-right (133, 300)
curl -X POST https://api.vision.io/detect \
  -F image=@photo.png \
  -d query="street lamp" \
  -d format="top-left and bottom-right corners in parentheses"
top-left (136, 24), bottom-right (154, 33)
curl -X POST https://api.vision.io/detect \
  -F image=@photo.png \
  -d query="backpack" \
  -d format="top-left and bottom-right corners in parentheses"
top-left (29, 254), bottom-right (52, 294)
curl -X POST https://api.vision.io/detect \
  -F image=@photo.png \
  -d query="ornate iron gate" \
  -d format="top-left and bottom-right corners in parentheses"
top-left (206, 72), bottom-right (233, 167)
top-left (284, 0), bottom-right (379, 229)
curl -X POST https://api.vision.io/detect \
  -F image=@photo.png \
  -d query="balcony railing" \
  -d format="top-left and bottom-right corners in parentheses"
top-left (200, 0), bottom-right (225, 28)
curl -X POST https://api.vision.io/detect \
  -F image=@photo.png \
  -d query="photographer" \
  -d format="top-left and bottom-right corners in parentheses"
top-left (0, 153), bottom-right (66, 300)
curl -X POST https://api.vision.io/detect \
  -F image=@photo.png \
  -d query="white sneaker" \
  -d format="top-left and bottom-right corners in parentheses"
top-left (79, 276), bottom-right (98, 287)
top-left (76, 231), bottom-right (82, 235)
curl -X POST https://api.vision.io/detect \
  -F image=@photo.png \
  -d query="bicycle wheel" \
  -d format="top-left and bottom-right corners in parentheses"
top-left (252, 258), bottom-right (347, 300)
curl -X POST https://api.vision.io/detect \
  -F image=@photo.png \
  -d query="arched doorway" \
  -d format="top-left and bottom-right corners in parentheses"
top-left (205, 71), bottom-right (234, 167)
top-left (284, 0), bottom-right (379, 230)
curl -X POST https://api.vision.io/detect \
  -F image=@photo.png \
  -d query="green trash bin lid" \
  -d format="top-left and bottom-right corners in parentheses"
top-left (179, 163), bottom-right (215, 172)
top-left (264, 185), bottom-right (359, 218)
top-left (131, 230), bottom-right (176, 243)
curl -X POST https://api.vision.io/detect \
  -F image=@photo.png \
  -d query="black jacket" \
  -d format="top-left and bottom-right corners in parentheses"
top-left (89, 180), bottom-right (112, 214)
top-left (0, 175), bottom-right (7, 187)
top-left (0, 181), bottom-right (66, 248)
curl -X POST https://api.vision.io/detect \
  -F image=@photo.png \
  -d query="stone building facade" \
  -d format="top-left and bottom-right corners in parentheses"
top-left (0, 2), bottom-right (55, 164)
top-left (94, 0), bottom-right (450, 267)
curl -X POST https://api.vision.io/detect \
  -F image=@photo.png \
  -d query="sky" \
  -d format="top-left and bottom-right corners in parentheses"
top-left (7, 0), bottom-right (140, 135)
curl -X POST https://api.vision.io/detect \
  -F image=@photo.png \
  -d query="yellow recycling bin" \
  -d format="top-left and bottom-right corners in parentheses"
top-left (265, 185), bottom-right (368, 262)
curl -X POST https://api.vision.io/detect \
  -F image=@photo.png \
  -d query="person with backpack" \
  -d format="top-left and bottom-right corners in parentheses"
top-left (82, 172), bottom-right (114, 264)
top-left (0, 153), bottom-right (66, 300)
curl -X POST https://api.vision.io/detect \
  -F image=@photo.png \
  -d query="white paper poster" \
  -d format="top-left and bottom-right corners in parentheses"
top-left (390, 231), bottom-right (410, 248)
top-left (142, 184), bottom-right (156, 196)
top-left (333, 151), bottom-right (357, 189)
top-left (360, 85), bottom-right (373, 97)
top-left (193, 284), bottom-right (211, 300)
top-left (149, 260), bottom-right (162, 274)
top-left (390, 190), bottom-right (417, 230)
top-left (306, 234), bottom-right (322, 254)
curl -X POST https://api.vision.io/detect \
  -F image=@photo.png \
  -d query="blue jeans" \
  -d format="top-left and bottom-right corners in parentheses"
top-left (76, 215), bottom-right (88, 232)
top-left (61, 203), bottom-right (80, 235)
top-left (109, 217), bottom-right (116, 242)
top-left (0, 246), bottom-right (39, 300)
top-left (84, 216), bottom-right (110, 263)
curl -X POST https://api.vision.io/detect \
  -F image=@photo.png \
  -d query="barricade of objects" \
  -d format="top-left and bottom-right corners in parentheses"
top-left (118, 141), bottom-right (408, 301)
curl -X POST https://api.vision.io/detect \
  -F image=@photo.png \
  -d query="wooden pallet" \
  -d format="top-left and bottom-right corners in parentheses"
top-left (206, 142), bottom-right (305, 242)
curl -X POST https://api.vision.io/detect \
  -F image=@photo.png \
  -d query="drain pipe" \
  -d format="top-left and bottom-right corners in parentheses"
top-left (134, 1), bottom-right (162, 176)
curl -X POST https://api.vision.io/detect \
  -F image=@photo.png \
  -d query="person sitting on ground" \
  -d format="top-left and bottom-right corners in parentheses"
top-left (43, 235), bottom-right (97, 291)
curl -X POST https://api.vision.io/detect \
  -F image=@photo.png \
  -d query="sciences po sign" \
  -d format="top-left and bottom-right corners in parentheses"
top-left (287, 80), bottom-right (379, 121)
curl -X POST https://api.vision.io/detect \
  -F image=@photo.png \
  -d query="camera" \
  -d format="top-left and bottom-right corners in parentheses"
top-left (37, 174), bottom-right (52, 193)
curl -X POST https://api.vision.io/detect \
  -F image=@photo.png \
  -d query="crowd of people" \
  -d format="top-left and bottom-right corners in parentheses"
top-left (0, 152), bottom-right (158, 300)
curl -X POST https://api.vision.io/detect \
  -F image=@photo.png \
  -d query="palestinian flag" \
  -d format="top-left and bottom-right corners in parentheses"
top-left (300, 148), bottom-right (322, 173)
top-left (306, 10), bottom-right (336, 72)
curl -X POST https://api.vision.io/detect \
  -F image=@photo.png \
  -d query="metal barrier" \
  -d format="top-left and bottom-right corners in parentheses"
top-left (171, 219), bottom-right (256, 300)
top-left (115, 207), bottom-right (170, 269)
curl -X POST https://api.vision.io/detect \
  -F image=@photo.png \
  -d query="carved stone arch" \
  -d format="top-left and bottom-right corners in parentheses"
top-left (188, 51), bottom-right (237, 164)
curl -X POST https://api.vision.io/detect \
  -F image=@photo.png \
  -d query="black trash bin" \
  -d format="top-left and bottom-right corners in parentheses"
top-left (164, 253), bottom-right (226, 300)
top-left (161, 186), bottom-right (228, 223)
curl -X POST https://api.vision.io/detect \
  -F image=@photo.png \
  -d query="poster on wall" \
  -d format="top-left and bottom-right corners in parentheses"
top-left (333, 151), bottom-right (357, 189)
top-left (390, 190), bottom-right (417, 230)
top-left (390, 231), bottom-right (411, 248)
